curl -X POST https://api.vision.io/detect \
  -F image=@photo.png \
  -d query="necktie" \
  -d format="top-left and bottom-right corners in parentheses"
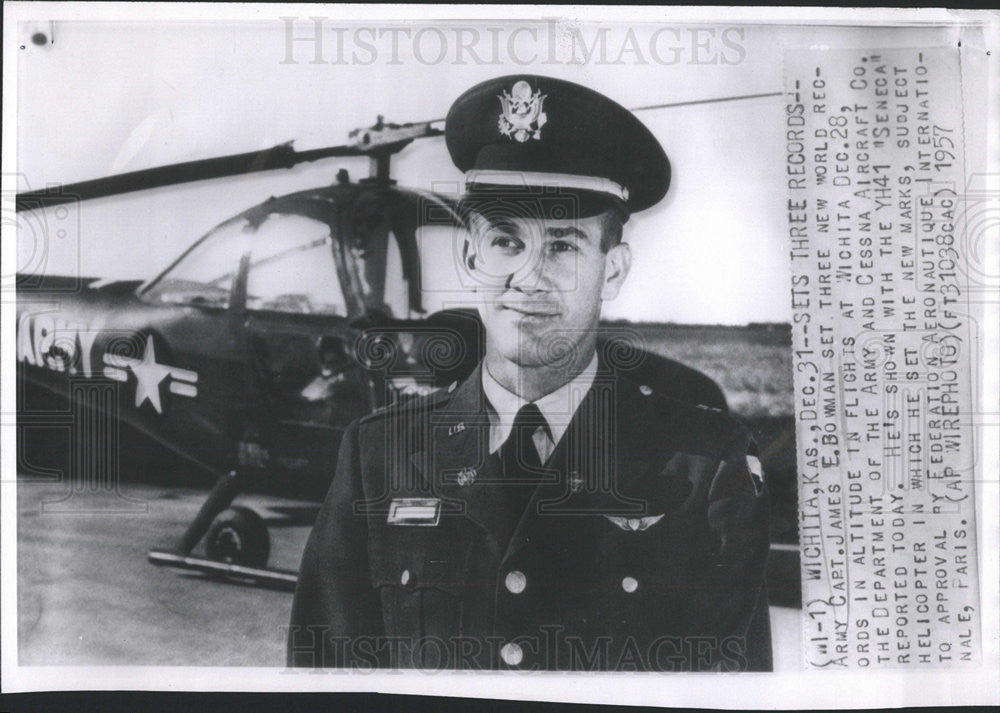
top-left (500, 403), bottom-right (549, 476)
top-left (498, 403), bottom-right (549, 530)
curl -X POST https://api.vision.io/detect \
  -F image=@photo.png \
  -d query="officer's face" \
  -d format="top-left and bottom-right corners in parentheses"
top-left (466, 209), bottom-right (631, 368)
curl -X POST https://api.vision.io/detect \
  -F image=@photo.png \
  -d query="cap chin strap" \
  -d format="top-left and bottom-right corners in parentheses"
top-left (465, 170), bottom-right (629, 203)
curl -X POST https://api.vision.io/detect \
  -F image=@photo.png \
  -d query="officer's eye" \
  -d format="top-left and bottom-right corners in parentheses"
top-left (490, 235), bottom-right (523, 251)
top-left (548, 240), bottom-right (578, 254)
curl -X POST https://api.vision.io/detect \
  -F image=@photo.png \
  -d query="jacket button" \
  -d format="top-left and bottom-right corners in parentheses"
top-left (500, 642), bottom-right (523, 666)
top-left (621, 576), bottom-right (638, 593)
top-left (505, 570), bottom-right (527, 594)
top-left (400, 569), bottom-right (414, 587)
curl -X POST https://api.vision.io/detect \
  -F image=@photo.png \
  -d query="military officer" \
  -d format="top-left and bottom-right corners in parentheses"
top-left (289, 75), bottom-right (771, 671)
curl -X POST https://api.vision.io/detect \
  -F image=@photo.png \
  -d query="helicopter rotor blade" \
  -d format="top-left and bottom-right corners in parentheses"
top-left (629, 91), bottom-right (782, 113)
top-left (15, 142), bottom-right (369, 212)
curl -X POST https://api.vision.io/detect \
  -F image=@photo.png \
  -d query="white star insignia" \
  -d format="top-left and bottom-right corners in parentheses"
top-left (102, 335), bottom-right (199, 414)
top-left (129, 335), bottom-right (172, 414)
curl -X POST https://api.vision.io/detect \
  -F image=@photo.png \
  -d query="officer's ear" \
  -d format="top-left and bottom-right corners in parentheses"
top-left (601, 241), bottom-right (631, 301)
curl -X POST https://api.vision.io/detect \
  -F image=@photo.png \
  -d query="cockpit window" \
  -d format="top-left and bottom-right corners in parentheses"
top-left (141, 218), bottom-right (253, 308)
top-left (141, 212), bottom-right (348, 316)
top-left (244, 214), bottom-right (348, 317)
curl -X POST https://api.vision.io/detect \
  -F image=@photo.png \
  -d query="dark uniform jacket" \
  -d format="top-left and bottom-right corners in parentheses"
top-left (289, 360), bottom-right (771, 671)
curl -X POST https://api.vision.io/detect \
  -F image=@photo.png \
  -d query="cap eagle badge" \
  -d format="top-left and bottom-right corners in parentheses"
top-left (497, 80), bottom-right (547, 143)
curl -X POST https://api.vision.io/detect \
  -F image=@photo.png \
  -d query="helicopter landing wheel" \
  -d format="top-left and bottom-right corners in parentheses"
top-left (205, 506), bottom-right (270, 569)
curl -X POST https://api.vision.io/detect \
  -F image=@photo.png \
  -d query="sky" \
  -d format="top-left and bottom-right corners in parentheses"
top-left (14, 17), bottom-right (958, 323)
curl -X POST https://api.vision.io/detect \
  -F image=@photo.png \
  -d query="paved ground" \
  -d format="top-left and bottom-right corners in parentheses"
top-left (16, 479), bottom-right (801, 669)
top-left (17, 479), bottom-right (315, 666)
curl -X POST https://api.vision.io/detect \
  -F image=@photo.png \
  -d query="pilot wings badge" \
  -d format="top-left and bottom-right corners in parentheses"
top-left (497, 80), bottom-right (547, 143)
top-left (604, 514), bottom-right (665, 532)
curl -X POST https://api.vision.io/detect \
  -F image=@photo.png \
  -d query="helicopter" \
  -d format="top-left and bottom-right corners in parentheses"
top-left (15, 98), bottom-right (768, 591)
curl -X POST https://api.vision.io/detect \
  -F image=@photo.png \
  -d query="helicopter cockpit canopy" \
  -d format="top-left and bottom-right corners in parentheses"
top-left (139, 183), bottom-right (469, 323)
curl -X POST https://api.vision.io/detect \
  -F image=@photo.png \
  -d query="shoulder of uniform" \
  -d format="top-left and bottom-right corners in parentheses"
top-left (621, 376), bottom-right (750, 454)
top-left (358, 382), bottom-right (457, 425)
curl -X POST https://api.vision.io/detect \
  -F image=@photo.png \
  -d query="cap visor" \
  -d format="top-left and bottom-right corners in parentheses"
top-left (457, 185), bottom-right (626, 223)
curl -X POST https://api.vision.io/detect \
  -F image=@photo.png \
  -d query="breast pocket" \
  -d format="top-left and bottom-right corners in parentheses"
top-left (368, 528), bottom-right (473, 655)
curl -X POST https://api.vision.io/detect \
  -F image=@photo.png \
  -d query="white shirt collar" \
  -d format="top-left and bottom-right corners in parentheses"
top-left (481, 354), bottom-right (599, 455)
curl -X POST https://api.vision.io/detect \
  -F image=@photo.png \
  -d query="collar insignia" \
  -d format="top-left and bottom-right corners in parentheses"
top-left (498, 80), bottom-right (547, 143)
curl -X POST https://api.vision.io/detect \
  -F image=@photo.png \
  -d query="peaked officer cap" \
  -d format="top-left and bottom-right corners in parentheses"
top-left (446, 75), bottom-right (670, 219)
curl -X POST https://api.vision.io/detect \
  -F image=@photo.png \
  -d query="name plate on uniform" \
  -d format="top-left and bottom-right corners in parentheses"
top-left (387, 498), bottom-right (441, 526)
